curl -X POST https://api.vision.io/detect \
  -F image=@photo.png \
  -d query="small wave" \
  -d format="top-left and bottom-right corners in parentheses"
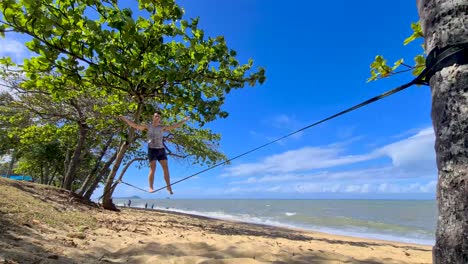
top-left (152, 206), bottom-right (434, 245)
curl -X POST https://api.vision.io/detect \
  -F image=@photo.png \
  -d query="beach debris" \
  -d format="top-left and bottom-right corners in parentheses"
top-left (0, 258), bottom-right (19, 264)
top-left (22, 223), bottom-right (33, 228)
top-left (78, 225), bottom-right (89, 232)
top-left (67, 232), bottom-right (86, 239)
top-left (47, 254), bottom-right (59, 259)
top-left (62, 239), bottom-right (77, 248)
top-left (98, 255), bottom-right (112, 262)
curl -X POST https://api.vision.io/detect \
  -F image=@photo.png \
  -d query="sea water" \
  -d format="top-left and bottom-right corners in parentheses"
top-left (114, 199), bottom-right (436, 245)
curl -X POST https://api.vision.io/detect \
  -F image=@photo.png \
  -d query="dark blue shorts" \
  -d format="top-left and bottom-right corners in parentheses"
top-left (148, 148), bottom-right (167, 161)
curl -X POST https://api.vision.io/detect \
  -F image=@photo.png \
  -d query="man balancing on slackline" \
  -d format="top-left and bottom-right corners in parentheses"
top-left (119, 111), bottom-right (189, 193)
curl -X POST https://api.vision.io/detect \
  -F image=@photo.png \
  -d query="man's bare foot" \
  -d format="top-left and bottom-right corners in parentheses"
top-left (166, 186), bottom-right (173, 195)
top-left (149, 187), bottom-right (155, 193)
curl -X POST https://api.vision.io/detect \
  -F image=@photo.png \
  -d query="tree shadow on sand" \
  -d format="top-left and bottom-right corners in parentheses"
top-left (80, 240), bottom-right (396, 264)
top-left (0, 214), bottom-right (80, 264)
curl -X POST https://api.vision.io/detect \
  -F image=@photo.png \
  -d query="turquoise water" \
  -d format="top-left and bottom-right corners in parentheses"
top-left (114, 199), bottom-right (436, 245)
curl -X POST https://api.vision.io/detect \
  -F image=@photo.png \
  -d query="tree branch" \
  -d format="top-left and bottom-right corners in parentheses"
top-left (110, 157), bottom-right (146, 191)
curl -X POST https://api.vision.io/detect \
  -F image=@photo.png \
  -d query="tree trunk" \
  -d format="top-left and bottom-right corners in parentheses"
top-left (6, 150), bottom-right (16, 177)
top-left (76, 134), bottom-right (114, 197)
top-left (83, 150), bottom-right (118, 200)
top-left (48, 171), bottom-right (56, 186)
top-left (63, 143), bottom-right (71, 183)
top-left (101, 141), bottom-right (131, 210)
top-left (113, 157), bottom-right (146, 185)
top-left (417, 1), bottom-right (468, 263)
top-left (43, 165), bottom-right (50, 185)
top-left (101, 104), bottom-right (143, 210)
top-left (62, 123), bottom-right (88, 190)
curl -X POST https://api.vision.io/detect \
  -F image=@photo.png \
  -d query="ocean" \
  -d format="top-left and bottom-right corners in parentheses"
top-left (113, 199), bottom-right (436, 246)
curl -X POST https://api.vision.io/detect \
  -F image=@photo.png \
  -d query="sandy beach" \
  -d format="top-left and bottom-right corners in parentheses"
top-left (0, 179), bottom-right (432, 263)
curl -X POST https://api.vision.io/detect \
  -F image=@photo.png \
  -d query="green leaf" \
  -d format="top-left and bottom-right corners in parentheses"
top-left (367, 70), bottom-right (378, 82)
top-left (392, 58), bottom-right (404, 70)
top-left (403, 22), bottom-right (423, 45)
top-left (0, 56), bottom-right (14, 66)
top-left (137, 17), bottom-right (150, 29)
top-left (0, 24), bottom-right (6, 38)
top-left (412, 55), bottom-right (426, 76)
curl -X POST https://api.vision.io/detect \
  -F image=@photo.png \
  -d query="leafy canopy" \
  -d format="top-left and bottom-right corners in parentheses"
top-left (0, 0), bottom-right (266, 167)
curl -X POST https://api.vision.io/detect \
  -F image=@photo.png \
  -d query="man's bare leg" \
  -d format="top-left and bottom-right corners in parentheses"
top-left (148, 160), bottom-right (156, 193)
top-left (159, 159), bottom-right (173, 195)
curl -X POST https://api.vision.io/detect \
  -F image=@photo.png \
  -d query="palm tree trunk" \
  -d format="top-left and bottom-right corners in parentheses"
top-left (417, 1), bottom-right (468, 263)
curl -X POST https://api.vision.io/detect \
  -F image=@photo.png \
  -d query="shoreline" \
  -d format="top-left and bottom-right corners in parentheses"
top-left (118, 204), bottom-right (435, 247)
top-left (98, 206), bottom-right (433, 263)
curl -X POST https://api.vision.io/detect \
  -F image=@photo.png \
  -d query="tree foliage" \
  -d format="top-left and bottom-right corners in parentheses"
top-left (0, 0), bottom-right (265, 206)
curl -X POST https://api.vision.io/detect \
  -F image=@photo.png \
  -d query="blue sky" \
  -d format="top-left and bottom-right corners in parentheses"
top-left (0, 0), bottom-right (437, 199)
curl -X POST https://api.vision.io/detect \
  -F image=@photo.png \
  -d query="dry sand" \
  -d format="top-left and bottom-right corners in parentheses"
top-left (0, 179), bottom-right (432, 263)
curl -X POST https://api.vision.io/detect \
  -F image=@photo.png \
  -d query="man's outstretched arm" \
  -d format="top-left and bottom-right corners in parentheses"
top-left (119, 116), bottom-right (147, 131)
top-left (163, 116), bottom-right (190, 131)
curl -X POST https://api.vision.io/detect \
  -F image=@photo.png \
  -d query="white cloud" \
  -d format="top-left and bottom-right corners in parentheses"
top-left (322, 184), bottom-right (341, 193)
top-left (223, 145), bottom-right (380, 177)
top-left (0, 38), bottom-right (30, 93)
top-left (344, 184), bottom-right (370, 193)
top-left (377, 183), bottom-right (399, 193)
top-left (377, 127), bottom-right (436, 174)
top-left (267, 186), bottom-right (282, 192)
top-left (229, 172), bottom-right (320, 184)
top-left (377, 181), bottom-right (437, 193)
top-left (294, 183), bottom-right (321, 193)
top-left (272, 114), bottom-right (291, 127)
top-left (0, 38), bottom-right (29, 63)
top-left (234, 180), bottom-right (430, 195)
top-left (219, 181), bottom-right (437, 195)
top-left (221, 127), bottom-right (438, 195)
top-left (224, 127), bottom-right (436, 179)
top-left (420, 181), bottom-right (437, 192)
top-left (229, 167), bottom-right (397, 185)
top-left (253, 114), bottom-right (305, 144)
top-left (270, 114), bottom-right (298, 129)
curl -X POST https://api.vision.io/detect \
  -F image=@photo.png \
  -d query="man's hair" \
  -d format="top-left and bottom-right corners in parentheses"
top-left (154, 110), bottom-right (162, 115)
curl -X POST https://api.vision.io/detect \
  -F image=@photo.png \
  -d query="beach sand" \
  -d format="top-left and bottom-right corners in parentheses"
top-left (0, 207), bottom-right (433, 264)
top-left (0, 179), bottom-right (432, 263)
